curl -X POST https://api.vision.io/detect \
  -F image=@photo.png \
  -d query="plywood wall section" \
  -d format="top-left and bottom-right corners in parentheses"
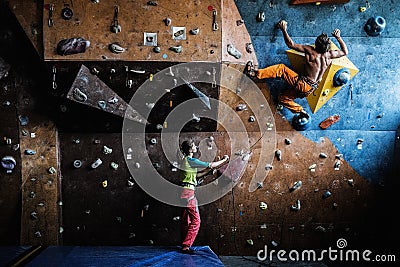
top-left (39, 0), bottom-right (222, 62)
top-left (17, 85), bottom-right (61, 245)
top-left (19, 119), bottom-right (60, 245)
top-left (8, 0), bottom-right (258, 65)
top-left (221, 0), bottom-right (258, 66)
top-left (7, 0), bottom-right (43, 56)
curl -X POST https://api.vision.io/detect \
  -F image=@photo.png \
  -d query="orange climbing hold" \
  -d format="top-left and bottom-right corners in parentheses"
top-left (319, 114), bottom-right (340, 129)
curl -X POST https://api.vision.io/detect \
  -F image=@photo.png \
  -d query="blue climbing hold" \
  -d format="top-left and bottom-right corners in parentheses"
top-left (364, 16), bottom-right (386, 36)
top-left (292, 112), bottom-right (311, 131)
top-left (333, 68), bottom-right (351, 87)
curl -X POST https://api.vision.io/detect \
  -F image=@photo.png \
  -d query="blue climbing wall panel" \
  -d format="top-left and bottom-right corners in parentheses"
top-left (235, 0), bottom-right (400, 183)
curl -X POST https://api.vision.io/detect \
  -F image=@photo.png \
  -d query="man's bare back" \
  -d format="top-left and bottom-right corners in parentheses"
top-left (303, 46), bottom-right (331, 82)
top-left (277, 21), bottom-right (348, 83)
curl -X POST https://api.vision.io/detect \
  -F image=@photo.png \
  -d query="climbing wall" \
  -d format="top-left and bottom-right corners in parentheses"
top-left (43, 0), bottom-right (224, 62)
top-left (1, 0), bottom-right (395, 261)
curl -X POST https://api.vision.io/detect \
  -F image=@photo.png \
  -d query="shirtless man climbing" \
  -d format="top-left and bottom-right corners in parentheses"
top-left (245, 20), bottom-right (348, 116)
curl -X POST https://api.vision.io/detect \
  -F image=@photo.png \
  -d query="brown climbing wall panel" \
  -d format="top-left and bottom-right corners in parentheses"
top-left (6, 1), bottom-right (43, 56)
top-left (0, 67), bottom-right (21, 245)
top-left (221, 0), bottom-right (258, 66)
top-left (19, 119), bottom-right (60, 245)
top-left (40, 0), bottom-right (222, 62)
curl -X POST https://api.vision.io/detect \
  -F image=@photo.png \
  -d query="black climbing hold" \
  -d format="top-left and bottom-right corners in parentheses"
top-left (61, 7), bottom-right (73, 20)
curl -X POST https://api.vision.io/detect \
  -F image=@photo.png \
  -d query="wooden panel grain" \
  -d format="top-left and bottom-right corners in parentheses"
top-left (221, 0), bottom-right (258, 66)
top-left (7, 0), bottom-right (43, 57)
top-left (19, 116), bottom-right (60, 245)
top-left (41, 0), bottom-right (222, 62)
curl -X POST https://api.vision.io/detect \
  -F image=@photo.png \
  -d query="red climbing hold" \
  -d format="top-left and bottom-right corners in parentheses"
top-left (319, 114), bottom-right (340, 129)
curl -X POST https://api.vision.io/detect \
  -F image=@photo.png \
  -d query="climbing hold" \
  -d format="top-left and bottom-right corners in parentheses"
top-left (34, 231), bottom-right (42, 238)
top-left (91, 158), bottom-right (102, 169)
top-left (98, 100), bottom-right (106, 110)
top-left (292, 112), bottom-right (311, 131)
top-left (150, 138), bottom-right (157, 144)
top-left (153, 46), bottom-right (161, 53)
top-left (322, 190), bottom-right (332, 199)
top-left (192, 114), bottom-right (200, 122)
top-left (265, 164), bottom-right (273, 170)
top-left (319, 152), bottom-right (328, 158)
top-left (284, 138), bottom-right (292, 145)
top-left (245, 43), bottom-right (253, 53)
top-left (110, 162), bottom-right (119, 170)
top-left (246, 239), bottom-right (254, 246)
top-left (359, 6), bottom-right (367, 12)
top-left (18, 115), bottom-right (29, 126)
top-left (73, 160), bottom-right (82, 168)
top-left (91, 67), bottom-right (99, 75)
top-left (109, 42), bottom-right (126, 54)
top-left (290, 181), bottom-right (302, 192)
top-left (24, 149), bottom-right (36, 155)
top-left (236, 104), bottom-right (247, 111)
top-left (275, 149), bottom-right (282, 161)
top-left (334, 160), bottom-right (341, 170)
top-left (259, 202), bottom-right (268, 210)
top-left (169, 46), bottom-right (182, 53)
top-left (315, 226), bottom-right (326, 232)
top-left (73, 88), bottom-right (87, 102)
top-left (290, 200), bottom-right (301, 211)
top-left (333, 68), bottom-right (350, 86)
top-left (248, 115), bottom-right (255, 122)
top-left (30, 211), bottom-right (38, 220)
top-left (309, 163), bottom-right (317, 170)
top-left (61, 7), bottom-right (73, 20)
top-left (127, 179), bottom-right (134, 187)
top-left (256, 11), bottom-right (265, 22)
top-left (364, 16), bottom-right (386, 36)
top-left (189, 28), bottom-right (200, 35)
top-left (163, 17), bottom-right (171, 26)
top-left (227, 44), bottom-right (242, 59)
top-left (236, 19), bottom-right (244, 26)
top-left (173, 29), bottom-right (185, 39)
top-left (108, 96), bottom-right (118, 104)
top-left (57, 37), bottom-right (90, 56)
top-left (102, 180), bottom-right (108, 188)
top-left (103, 145), bottom-right (113, 154)
top-left (1, 156), bottom-right (16, 173)
top-left (48, 167), bottom-right (56, 174)
top-left (319, 114), bottom-right (340, 129)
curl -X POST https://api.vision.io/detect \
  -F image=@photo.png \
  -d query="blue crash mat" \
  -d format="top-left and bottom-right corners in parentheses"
top-left (0, 246), bottom-right (32, 266)
top-left (23, 246), bottom-right (224, 267)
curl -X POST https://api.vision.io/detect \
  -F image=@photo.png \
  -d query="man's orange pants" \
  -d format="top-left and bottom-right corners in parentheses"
top-left (256, 64), bottom-right (314, 113)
